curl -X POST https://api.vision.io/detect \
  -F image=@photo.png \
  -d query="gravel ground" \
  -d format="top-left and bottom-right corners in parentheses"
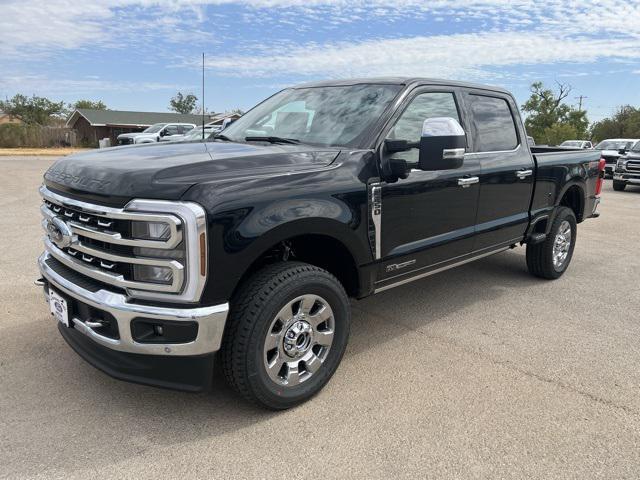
top-left (1, 156), bottom-right (639, 479)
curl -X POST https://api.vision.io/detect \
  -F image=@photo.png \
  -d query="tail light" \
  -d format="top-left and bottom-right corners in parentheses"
top-left (595, 158), bottom-right (606, 196)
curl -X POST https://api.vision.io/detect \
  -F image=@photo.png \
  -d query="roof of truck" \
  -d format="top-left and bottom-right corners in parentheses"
top-left (293, 77), bottom-right (511, 94)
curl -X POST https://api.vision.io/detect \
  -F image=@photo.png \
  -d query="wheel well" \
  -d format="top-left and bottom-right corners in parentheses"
top-left (235, 234), bottom-right (360, 298)
top-left (560, 185), bottom-right (584, 222)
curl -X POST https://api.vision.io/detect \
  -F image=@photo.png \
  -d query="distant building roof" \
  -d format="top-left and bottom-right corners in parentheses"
top-left (66, 109), bottom-right (215, 128)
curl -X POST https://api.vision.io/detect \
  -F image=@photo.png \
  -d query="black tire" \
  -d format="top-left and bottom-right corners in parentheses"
top-left (221, 261), bottom-right (350, 410)
top-left (613, 180), bottom-right (626, 191)
top-left (526, 206), bottom-right (577, 280)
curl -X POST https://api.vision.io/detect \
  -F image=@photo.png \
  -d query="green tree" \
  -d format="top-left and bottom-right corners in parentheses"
top-left (590, 106), bottom-right (640, 142)
top-left (73, 99), bottom-right (108, 110)
top-left (0, 94), bottom-right (65, 125)
top-left (540, 123), bottom-right (578, 146)
top-left (169, 92), bottom-right (198, 114)
top-left (521, 82), bottom-right (589, 144)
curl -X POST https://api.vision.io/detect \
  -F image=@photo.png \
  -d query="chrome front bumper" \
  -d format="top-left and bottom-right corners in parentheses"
top-left (614, 172), bottom-right (640, 184)
top-left (38, 252), bottom-right (229, 356)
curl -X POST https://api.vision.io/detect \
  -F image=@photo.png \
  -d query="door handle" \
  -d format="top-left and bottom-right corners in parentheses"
top-left (457, 176), bottom-right (479, 188)
top-left (516, 169), bottom-right (533, 179)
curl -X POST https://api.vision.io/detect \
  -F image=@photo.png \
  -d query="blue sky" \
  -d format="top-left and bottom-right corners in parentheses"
top-left (1, 0), bottom-right (639, 123)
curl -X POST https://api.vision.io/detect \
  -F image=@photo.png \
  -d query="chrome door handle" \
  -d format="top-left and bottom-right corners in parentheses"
top-left (457, 176), bottom-right (479, 188)
top-left (516, 169), bottom-right (533, 179)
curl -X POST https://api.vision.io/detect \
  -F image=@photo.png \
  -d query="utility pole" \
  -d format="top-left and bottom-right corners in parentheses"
top-left (202, 52), bottom-right (205, 140)
top-left (575, 95), bottom-right (588, 111)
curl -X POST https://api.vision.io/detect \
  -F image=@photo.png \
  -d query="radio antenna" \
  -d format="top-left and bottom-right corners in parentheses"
top-left (202, 52), bottom-right (205, 140)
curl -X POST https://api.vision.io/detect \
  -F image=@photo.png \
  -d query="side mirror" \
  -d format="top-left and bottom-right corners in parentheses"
top-left (418, 117), bottom-right (466, 171)
top-left (618, 148), bottom-right (627, 155)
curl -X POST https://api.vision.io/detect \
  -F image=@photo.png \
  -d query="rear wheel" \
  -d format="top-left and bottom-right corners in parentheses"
top-left (221, 261), bottom-right (350, 409)
top-left (526, 207), bottom-right (577, 279)
top-left (613, 180), bottom-right (626, 191)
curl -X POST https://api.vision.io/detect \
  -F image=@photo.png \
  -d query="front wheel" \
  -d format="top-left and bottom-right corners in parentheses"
top-left (613, 180), bottom-right (626, 191)
top-left (221, 262), bottom-right (350, 409)
top-left (526, 206), bottom-right (577, 279)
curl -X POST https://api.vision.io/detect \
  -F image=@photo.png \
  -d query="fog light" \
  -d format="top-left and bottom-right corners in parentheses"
top-left (133, 265), bottom-right (173, 284)
top-left (131, 221), bottom-right (171, 240)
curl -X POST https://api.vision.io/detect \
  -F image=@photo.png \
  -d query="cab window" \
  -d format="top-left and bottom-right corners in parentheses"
top-left (386, 91), bottom-right (461, 163)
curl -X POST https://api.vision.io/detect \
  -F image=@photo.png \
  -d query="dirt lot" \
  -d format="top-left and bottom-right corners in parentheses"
top-left (1, 156), bottom-right (640, 479)
top-left (0, 148), bottom-right (90, 156)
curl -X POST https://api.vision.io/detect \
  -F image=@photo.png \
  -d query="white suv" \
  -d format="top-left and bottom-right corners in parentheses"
top-left (117, 123), bottom-right (196, 145)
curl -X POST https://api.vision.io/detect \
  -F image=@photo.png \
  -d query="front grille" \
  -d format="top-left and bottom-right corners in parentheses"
top-left (118, 138), bottom-right (134, 145)
top-left (40, 186), bottom-right (207, 303)
top-left (627, 161), bottom-right (640, 172)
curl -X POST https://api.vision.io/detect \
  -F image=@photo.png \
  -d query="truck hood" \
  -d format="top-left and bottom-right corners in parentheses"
top-left (44, 141), bottom-right (340, 202)
top-left (599, 149), bottom-right (622, 157)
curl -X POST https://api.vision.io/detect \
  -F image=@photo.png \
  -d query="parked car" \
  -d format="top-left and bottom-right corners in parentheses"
top-left (613, 141), bottom-right (640, 191)
top-left (37, 78), bottom-right (604, 409)
top-left (117, 123), bottom-right (195, 145)
top-left (594, 138), bottom-right (640, 176)
top-left (165, 126), bottom-right (218, 142)
top-left (560, 140), bottom-right (593, 149)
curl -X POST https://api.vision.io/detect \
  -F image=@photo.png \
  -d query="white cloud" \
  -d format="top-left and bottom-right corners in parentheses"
top-left (199, 31), bottom-right (640, 80)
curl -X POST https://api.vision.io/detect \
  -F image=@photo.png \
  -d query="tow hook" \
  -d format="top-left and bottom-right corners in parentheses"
top-left (34, 277), bottom-right (45, 287)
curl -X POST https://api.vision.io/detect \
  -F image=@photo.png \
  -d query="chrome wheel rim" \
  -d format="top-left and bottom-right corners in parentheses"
top-left (263, 294), bottom-right (335, 387)
top-left (552, 220), bottom-right (572, 269)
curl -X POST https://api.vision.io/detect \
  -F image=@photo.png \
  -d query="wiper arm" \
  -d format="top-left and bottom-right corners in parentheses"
top-left (245, 136), bottom-right (301, 144)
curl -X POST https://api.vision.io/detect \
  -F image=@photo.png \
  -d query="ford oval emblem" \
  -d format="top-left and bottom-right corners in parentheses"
top-left (47, 216), bottom-right (75, 249)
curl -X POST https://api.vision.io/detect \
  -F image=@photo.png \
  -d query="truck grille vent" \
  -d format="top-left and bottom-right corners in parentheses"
top-left (40, 186), bottom-right (207, 303)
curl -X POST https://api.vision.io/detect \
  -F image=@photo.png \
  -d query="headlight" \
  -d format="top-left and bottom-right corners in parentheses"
top-left (131, 245), bottom-right (185, 285)
top-left (617, 159), bottom-right (626, 169)
top-left (131, 221), bottom-right (172, 240)
top-left (133, 265), bottom-right (174, 284)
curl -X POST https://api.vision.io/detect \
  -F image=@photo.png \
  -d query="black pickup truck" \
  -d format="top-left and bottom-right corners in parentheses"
top-left (37, 78), bottom-right (604, 409)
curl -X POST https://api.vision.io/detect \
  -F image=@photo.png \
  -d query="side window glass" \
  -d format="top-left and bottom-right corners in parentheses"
top-left (386, 92), bottom-right (460, 163)
top-left (165, 125), bottom-right (179, 135)
top-left (467, 95), bottom-right (519, 152)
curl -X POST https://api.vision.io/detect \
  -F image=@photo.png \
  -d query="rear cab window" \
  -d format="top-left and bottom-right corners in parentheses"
top-left (466, 94), bottom-right (519, 152)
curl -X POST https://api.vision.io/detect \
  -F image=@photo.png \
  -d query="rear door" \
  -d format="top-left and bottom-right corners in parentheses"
top-left (376, 87), bottom-right (481, 281)
top-left (462, 91), bottom-right (534, 250)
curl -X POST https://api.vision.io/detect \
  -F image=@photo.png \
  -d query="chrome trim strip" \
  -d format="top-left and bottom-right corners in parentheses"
top-left (443, 148), bottom-right (465, 159)
top-left (374, 246), bottom-right (509, 293)
top-left (370, 184), bottom-right (382, 260)
top-left (464, 144), bottom-right (522, 156)
top-left (39, 252), bottom-right (228, 356)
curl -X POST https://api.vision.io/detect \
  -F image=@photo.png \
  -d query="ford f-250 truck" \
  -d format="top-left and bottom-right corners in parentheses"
top-left (613, 141), bottom-right (640, 191)
top-left (37, 78), bottom-right (605, 409)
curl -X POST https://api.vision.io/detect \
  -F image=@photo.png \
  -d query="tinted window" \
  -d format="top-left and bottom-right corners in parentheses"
top-left (164, 125), bottom-right (179, 135)
top-left (386, 92), bottom-right (461, 163)
top-left (468, 95), bottom-right (518, 152)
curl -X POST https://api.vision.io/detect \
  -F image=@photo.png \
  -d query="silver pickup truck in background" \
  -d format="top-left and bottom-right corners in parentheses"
top-left (614, 141), bottom-right (640, 191)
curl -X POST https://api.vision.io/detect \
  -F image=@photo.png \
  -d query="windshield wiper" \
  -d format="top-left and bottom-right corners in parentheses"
top-left (245, 136), bottom-right (301, 144)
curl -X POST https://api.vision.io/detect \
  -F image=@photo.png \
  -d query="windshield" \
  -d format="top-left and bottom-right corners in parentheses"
top-left (561, 141), bottom-right (582, 147)
top-left (631, 141), bottom-right (640, 152)
top-left (221, 84), bottom-right (402, 147)
top-left (595, 140), bottom-right (634, 150)
top-left (143, 123), bottom-right (166, 134)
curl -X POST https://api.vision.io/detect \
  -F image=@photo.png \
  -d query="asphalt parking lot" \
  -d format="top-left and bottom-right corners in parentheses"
top-left (1, 156), bottom-right (640, 479)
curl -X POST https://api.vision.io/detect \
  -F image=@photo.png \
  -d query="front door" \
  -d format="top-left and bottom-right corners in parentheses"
top-left (376, 88), bottom-right (481, 284)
